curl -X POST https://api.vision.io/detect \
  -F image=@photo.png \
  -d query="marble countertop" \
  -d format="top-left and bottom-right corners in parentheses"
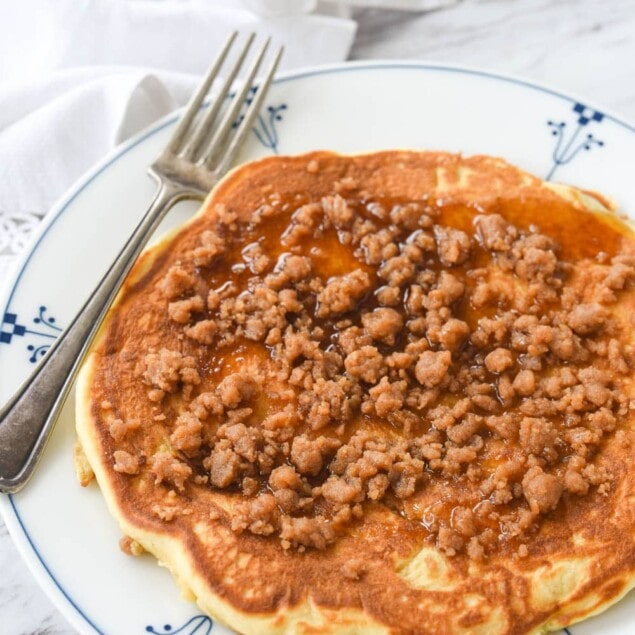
top-left (2, 1), bottom-right (634, 633)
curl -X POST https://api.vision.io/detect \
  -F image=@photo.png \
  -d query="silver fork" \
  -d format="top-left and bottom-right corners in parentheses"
top-left (0, 32), bottom-right (283, 494)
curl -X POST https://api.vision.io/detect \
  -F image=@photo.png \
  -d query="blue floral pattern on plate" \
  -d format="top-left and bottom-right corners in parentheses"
top-left (231, 86), bottom-right (287, 154)
top-left (146, 615), bottom-right (213, 635)
top-left (0, 305), bottom-right (61, 363)
top-left (146, 613), bottom-right (572, 634)
top-left (252, 104), bottom-right (287, 154)
top-left (546, 102), bottom-right (605, 180)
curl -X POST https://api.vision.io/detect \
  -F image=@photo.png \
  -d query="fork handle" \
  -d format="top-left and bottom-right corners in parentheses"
top-left (0, 180), bottom-right (197, 494)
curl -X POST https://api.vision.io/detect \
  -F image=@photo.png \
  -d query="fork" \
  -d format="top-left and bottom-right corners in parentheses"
top-left (0, 32), bottom-right (283, 494)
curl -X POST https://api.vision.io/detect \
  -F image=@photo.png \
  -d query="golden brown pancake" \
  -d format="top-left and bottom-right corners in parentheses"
top-left (75, 151), bottom-right (635, 634)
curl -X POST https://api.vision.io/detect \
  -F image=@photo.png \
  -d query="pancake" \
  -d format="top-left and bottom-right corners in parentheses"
top-left (75, 151), bottom-right (635, 634)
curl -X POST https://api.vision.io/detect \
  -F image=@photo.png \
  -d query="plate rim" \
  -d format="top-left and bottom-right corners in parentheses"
top-left (1, 59), bottom-right (634, 635)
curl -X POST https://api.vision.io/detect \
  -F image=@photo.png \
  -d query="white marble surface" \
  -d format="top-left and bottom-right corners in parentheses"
top-left (2, 1), bottom-right (635, 633)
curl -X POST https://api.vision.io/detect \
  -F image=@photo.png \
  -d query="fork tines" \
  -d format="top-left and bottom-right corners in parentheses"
top-left (166, 31), bottom-right (284, 175)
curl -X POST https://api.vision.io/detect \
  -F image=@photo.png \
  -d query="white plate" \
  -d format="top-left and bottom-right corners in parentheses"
top-left (1, 61), bottom-right (634, 635)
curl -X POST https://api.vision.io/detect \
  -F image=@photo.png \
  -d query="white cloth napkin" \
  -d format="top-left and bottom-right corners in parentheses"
top-left (0, 0), bottom-right (356, 289)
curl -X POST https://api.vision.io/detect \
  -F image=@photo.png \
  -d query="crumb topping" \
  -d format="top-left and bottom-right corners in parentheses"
top-left (107, 181), bottom-right (635, 558)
